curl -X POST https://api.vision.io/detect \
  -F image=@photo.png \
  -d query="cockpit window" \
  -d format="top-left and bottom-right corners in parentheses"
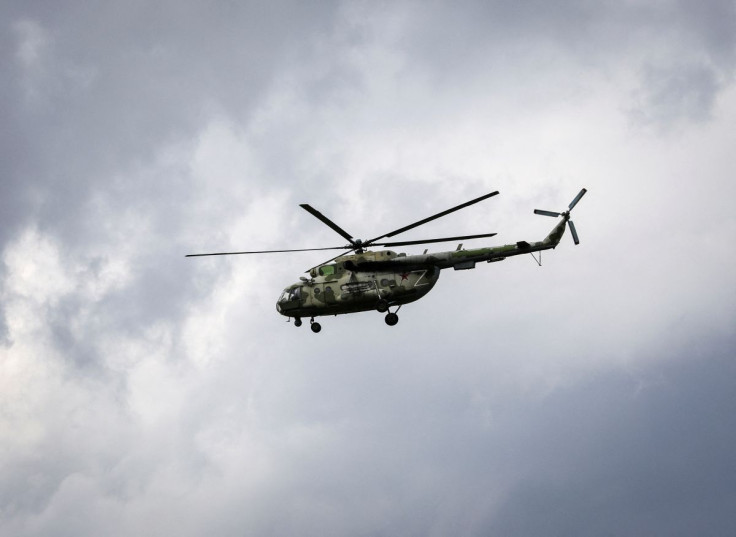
top-left (279, 287), bottom-right (302, 302)
top-left (288, 286), bottom-right (301, 301)
top-left (318, 265), bottom-right (335, 276)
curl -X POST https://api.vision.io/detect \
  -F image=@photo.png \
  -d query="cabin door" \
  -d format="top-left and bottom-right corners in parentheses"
top-left (377, 273), bottom-right (398, 300)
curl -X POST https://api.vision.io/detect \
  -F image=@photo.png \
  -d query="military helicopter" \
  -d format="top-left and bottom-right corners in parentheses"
top-left (187, 188), bottom-right (587, 333)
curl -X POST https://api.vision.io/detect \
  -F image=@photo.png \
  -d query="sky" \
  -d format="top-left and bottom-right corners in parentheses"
top-left (1, 1), bottom-right (735, 535)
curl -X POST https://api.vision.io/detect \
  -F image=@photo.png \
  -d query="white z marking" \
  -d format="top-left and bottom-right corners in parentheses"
top-left (413, 270), bottom-right (429, 287)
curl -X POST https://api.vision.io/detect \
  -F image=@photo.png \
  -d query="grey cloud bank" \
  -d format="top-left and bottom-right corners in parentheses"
top-left (1, 1), bottom-right (735, 535)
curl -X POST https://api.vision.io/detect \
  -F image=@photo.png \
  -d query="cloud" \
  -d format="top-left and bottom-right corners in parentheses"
top-left (486, 340), bottom-right (736, 536)
top-left (1, 1), bottom-right (735, 536)
top-left (13, 19), bottom-right (48, 70)
top-left (630, 62), bottom-right (723, 127)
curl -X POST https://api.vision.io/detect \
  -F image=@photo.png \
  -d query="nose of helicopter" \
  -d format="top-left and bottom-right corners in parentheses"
top-left (276, 291), bottom-right (286, 315)
top-left (276, 286), bottom-right (299, 316)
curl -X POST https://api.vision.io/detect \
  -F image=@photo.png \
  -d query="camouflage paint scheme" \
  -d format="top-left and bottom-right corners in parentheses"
top-left (276, 215), bottom-right (569, 320)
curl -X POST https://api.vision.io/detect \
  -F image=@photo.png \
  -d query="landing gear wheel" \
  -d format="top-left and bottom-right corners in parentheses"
top-left (294, 317), bottom-right (302, 327)
top-left (376, 299), bottom-right (389, 313)
top-left (310, 321), bottom-right (322, 333)
top-left (384, 312), bottom-right (399, 326)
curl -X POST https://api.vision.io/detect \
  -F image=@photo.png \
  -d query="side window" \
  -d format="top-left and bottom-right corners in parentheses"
top-left (289, 287), bottom-right (301, 301)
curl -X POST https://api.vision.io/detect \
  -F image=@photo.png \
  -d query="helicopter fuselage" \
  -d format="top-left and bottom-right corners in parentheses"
top-left (276, 215), bottom-right (569, 322)
top-left (276, 250), bottom-right (441, 319)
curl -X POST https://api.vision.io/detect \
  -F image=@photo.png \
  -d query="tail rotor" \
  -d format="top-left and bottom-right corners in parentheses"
top-left (568, 219), bottom-right (580, 245)
top-left (568, 188), bottom-right (587, 211)
top-left (534, 188), bottom-right (587, 245)
top-left (534, 209), bottom-right (563, 218)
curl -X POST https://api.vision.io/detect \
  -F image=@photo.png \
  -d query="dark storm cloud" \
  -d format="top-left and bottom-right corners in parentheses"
top-left (0, 2), bottom-right (345, 520)
top-left (1, 1), bottom-right (339, 238)
top-left (485, 339), bottom-right (736, 536)
top-left (1, 2), bottom-right (735, 536)
top-left (395, 0), bottom-right (736, 126)
top-left (228, 331), bottom-right (736, 536)
top-left (0, 1), bottom-right (340, 352)
top-left (403, 0), bottom-right (735, 67)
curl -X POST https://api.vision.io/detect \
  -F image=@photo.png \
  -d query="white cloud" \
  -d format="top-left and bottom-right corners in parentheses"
top-left (13, 19), bottom-right (48, 70)
top-left (1, 1), bottom-right (735, 535)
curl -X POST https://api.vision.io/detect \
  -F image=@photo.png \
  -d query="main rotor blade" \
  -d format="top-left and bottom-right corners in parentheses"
top-left (186, 246), bottom-right (350, 257)
top-left (300, 204), bottom-right (355, 244)
top-left (305, 249), bottom-right (358, 273)
top-left (568, 220), bottom-right (580, 245)
top-left (568, 188), bottom-right (587, 210)
top-left (373, 232), bottom-right (497, 248)
top-left (365, 191), bottom-right (499, 245)
top-left (534, 209), bottom-right (561, 217)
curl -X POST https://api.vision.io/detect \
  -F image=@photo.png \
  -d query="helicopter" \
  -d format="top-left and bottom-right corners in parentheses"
top-left (187, 188), bottom-right (587, 333)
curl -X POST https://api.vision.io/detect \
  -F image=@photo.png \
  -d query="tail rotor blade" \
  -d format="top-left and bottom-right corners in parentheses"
top-left (568, 220), bottom-right (580, 245)
top-left (568, 188), bottom-right (587, 210)
top-left (534, 209), bottom-right (561, 217)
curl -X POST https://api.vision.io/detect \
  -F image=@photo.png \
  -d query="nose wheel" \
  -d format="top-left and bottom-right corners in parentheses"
top-left (291, 316), bottom-right (322, 333)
